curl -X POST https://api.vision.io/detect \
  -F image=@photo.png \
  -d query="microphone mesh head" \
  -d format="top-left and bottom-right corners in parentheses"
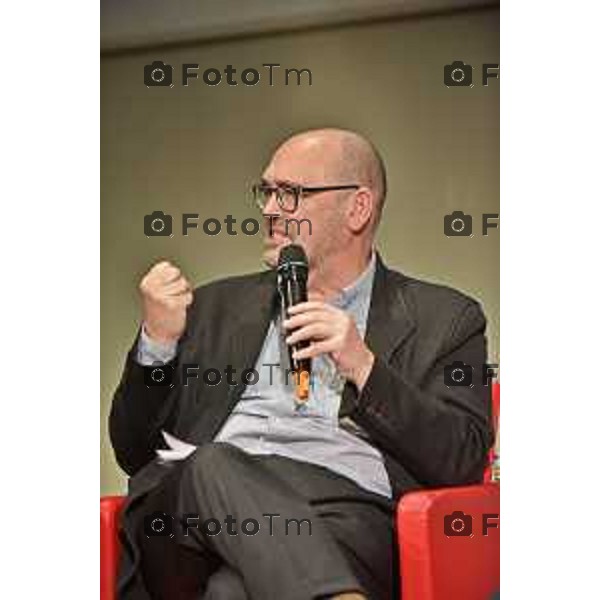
top-left (277, 244), bottom-right (308, 270)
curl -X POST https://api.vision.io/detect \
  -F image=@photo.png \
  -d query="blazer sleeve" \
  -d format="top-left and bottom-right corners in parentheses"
top-left (108, 331), bottom-right (180, 476)
top-left (347, 301), bottom-right (494, 487)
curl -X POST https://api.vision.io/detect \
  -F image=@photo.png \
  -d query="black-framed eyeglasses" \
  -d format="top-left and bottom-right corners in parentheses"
top-left (251, 182), bottom-right (360, 213)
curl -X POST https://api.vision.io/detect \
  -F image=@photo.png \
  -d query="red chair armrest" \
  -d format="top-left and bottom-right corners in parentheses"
top-left (101, 495), bottom-right (126, 600)
top-left (396, 483), bottom-right (499, 600)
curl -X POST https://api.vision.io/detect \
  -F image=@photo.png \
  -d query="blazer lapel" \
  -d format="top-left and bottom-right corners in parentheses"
top-left (340, 255), bottom-right (416, 414)
top-left (364, 255), bottom-right (416, 362)
top-left (225, 269), bottom-right (279, 406)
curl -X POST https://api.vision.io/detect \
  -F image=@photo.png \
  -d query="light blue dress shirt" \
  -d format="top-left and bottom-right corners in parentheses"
top-left (137, 255), bottom-right (392, 498)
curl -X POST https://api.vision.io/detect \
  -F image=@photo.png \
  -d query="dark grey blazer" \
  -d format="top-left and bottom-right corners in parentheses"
top-left (109, 254), bottom-right (494, 501)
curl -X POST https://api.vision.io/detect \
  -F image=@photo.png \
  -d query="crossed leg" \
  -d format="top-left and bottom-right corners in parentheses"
top-left (129, 442), bottom-right (395, 600)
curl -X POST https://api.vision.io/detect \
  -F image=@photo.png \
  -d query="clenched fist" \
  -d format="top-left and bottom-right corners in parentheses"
top-left (139, 261), bottom-right (193, 344)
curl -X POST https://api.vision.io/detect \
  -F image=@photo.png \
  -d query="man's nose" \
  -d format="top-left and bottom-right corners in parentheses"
top-left (261, 190), bottom-right (280, 216)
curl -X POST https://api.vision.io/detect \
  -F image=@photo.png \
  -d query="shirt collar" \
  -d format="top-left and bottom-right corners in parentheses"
top-left (332, 250), bottom-right (376, 310)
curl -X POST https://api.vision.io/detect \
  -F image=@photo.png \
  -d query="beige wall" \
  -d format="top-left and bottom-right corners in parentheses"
top-left (101, 7), bottom-right (499, 494)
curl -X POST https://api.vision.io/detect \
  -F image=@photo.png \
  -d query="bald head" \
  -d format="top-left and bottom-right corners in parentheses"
top-left (261, 128), bottom-right (387, 271)
top-left (273, 128), bottom-right (387, 227)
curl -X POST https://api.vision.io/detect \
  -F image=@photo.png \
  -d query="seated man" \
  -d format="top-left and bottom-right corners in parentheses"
top-left (109, 128), bottom-right (493, 600)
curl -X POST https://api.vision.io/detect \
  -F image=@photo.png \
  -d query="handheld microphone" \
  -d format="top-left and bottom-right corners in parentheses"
top-left (277, 244), bottom-right (311, 401)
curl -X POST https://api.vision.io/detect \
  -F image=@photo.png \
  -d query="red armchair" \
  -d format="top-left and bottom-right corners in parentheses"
top-left (101, 384), bottom-right (500, 600)
top-left (101, 494), bottom-right (126, 600)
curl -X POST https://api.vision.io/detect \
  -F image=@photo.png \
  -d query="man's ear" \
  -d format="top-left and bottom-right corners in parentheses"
top-left (346, 187), bottom-right (374, 233)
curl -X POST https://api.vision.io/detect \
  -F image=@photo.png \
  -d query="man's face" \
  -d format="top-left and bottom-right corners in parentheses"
top-left (260, 137), bottom-right (351, 269)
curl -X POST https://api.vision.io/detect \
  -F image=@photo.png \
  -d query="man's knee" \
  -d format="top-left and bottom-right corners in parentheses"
top-left (180, 442), bottom-right (245, 489)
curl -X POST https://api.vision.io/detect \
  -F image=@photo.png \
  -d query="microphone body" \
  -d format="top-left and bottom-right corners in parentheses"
top-left (277, 245), bottom-right (311, 400)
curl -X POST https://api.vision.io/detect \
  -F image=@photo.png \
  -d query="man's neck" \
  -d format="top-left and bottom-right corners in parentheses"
top-left (307, 250), bottom-right (373, 302)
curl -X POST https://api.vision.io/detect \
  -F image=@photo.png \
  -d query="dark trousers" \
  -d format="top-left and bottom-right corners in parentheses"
top-left (117, 442), bottom-right (398, 600)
